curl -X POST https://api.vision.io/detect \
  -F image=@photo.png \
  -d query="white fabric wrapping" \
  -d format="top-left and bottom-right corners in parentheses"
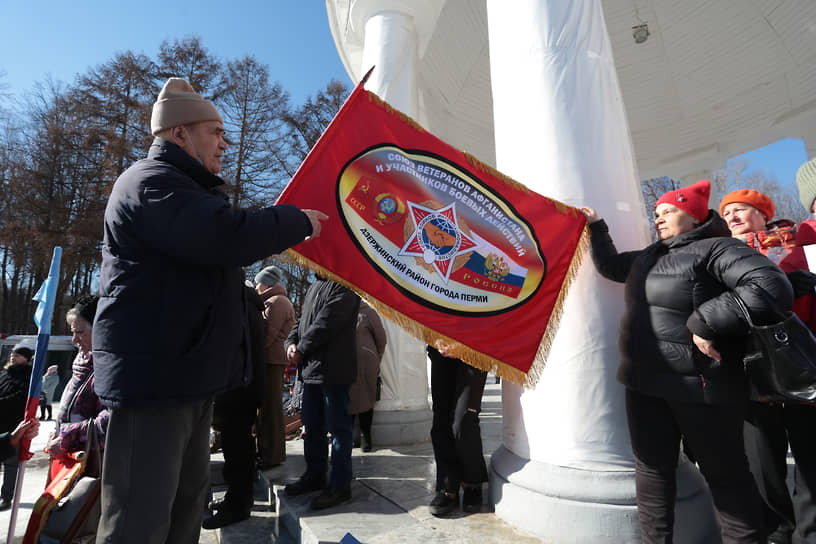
top-left (361, 12), bottom-right (418, 121)
top-left (487, 0), bottom-right (651, 466)
top-left (361, 10), bottom-right (430, 412)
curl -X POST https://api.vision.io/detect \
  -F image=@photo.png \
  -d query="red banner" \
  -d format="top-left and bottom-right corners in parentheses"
top-left (276, 80), bottom-right (587, 387)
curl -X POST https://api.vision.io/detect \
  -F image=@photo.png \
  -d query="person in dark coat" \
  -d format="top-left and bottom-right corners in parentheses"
top-left (39, 365), bottom-right (59, 421)
top-left (720, 183), bottom-right (816, 544)
top-left (0, 417), bottom-right (40, 510)
top-left (283, 276), bottom-right (360, 511)
top-left (581, 179), bottom-right (793, 544)
top-left (202, 284), bottom-right (267, 530)
top-left (93, 77), bottom-right (328, 544)
top-left (0, 344), bottom-right (33, 510)
top-left (0, 419), bottom-right (39, 465)
top-left (350, 301), bottom-right (387, 452)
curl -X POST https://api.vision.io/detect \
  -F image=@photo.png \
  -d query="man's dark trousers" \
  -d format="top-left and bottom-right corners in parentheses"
top-left (301, 383), bottom-right (353, 490)
top-left (213, 393), bottom-right (258, 513)
top-left (428, 348), bottom-right (488, 493)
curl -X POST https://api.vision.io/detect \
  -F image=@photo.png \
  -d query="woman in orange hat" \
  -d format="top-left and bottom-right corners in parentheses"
top-left (720, 186), bottom-right (816, 544)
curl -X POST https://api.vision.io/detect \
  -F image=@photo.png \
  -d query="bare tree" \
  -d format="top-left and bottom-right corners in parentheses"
top-left (272, 80), bottom-right (350, 313)
top-left (0, 37), bottom-right (352, 330)
top-left (216, 56), bottom-right (290, 208)
top-left (711, 159), bottom-right (807, 223)
top-left (280, 79), bottom-right (349, 178)
top-left (156, 36), bottom-right (223, 99)
top-left (72, 51), bottom-right (157, 177)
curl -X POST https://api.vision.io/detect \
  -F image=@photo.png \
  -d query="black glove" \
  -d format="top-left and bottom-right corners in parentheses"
top-left (787, 269), bottom-right (816, 298)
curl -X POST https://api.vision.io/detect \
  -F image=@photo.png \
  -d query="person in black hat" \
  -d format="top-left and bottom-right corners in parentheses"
top-left (0, 343), bottom-right (34, 510)
top-left (284, 276), bottom-right (360, 511)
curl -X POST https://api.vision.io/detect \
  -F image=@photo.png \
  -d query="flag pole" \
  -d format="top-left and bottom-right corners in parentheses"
top-left (6, 246), bottom-right (61, 543)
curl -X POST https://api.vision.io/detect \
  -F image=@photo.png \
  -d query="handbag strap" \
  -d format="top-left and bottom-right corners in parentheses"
top-left (731, 292), bottom-right (757, 328)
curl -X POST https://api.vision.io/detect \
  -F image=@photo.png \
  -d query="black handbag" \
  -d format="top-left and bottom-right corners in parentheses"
top-left (732, 293), bottom-right (816, 403)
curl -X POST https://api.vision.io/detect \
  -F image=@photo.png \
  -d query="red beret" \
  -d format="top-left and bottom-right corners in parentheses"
top-left (655, 179), bottom-right (711, 223)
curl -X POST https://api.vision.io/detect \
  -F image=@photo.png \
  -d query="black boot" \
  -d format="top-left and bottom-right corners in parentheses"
top-left (202, 507), bottom-right (251, 530)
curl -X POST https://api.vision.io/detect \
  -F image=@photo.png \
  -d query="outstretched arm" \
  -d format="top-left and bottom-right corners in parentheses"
top-left (580, 207), bottom-right (640, 283)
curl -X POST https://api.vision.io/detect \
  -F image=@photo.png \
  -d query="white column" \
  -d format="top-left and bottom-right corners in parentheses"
top-left (681, 170), bottom-right (711, 186)
top-left (359, 9), bottom-right (432, 445)
top-left (360, 12), bottom-right (418, 118)
top-left (486, 1), bottom-right (717, 541)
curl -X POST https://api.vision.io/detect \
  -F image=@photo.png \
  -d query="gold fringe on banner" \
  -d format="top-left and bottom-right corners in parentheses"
top-left (525, 225), bottom-right (590, 387)
top-left (280, 224), bottom-right (589, 389)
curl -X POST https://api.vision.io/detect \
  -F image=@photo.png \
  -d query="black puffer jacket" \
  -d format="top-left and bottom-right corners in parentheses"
top-left (94, 139), bottom-right (312, 408)
top-left (589, 212), bottom-right (793, 404)
top-left (286, 278), bottom-right (360, 385)
top-left (0, 364), bottom-right (32, 433)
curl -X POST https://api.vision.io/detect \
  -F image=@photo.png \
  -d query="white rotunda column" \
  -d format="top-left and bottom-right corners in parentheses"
top-left (485, 1), bottom-right (718, 541)
top-left (356, 5), bottom-right (433, 445)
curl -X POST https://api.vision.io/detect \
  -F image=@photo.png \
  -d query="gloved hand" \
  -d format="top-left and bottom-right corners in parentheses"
top-left (787, 269), bottom-right (816, 298)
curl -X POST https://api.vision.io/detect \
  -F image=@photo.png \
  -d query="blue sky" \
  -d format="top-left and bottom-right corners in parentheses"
top-left (735, 138), bottom-right (808, 190)
top-left (0, 0), bottom-right (808, 189)
top-left (0, 1), bottom-right (350, 104)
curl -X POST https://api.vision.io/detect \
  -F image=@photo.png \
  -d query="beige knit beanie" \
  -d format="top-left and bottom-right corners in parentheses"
top-left (150, 78), bottom-right (222, 136)
top-left (796, 157), bottom-right (816, 213)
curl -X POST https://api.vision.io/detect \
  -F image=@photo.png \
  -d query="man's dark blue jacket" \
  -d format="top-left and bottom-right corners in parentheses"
top-left (93, 139), bottom-right (312, 408)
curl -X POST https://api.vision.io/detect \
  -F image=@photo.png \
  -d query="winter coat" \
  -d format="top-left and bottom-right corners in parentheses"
top-left (286, 278), bottom-right (360, 385)
top-left (41, 372), bottom-right (59, 404)
top-left (733, 219), bottom-right (797, 263)
top-left (0, 433), bottom-right (16, 461)
top-left (350, 303), bottom-right (387, 415)
top-left (588, 212), bottom-right (793, 405)
top-left (55, 351), bottom-right (108, 454)
top-left (214, 285), bottom-right (266, 410)
top-left (260, 284), bottom-right (295, 366)
top-left (93, 138), bottom-right (312, 408)
top-left (0, 363), bottom-right (32, 434)
top-left (779, 218), bottom-right (816, 332)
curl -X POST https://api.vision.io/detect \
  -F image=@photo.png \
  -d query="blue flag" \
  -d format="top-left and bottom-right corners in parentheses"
top-left (26, 246), bottom-right (62, 405)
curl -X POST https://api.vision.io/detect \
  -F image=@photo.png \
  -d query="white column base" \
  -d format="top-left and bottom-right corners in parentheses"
top-left (371, 407), bottom-right (432, 446)
top-left (490, 446), bottom-right (720, 543)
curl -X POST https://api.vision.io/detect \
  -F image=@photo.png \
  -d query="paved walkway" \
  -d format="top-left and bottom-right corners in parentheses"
top-left (1, 382), bottom-right (541, 542)
top-left (216, 381), bottom-right (547, 543)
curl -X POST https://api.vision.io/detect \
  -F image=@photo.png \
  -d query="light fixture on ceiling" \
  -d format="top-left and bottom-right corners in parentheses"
top-left (632, 23), bottom-right (650, 44)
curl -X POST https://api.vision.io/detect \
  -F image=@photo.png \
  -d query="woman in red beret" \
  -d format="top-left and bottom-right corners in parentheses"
top-left (581, 179), bottom-right (792, 543)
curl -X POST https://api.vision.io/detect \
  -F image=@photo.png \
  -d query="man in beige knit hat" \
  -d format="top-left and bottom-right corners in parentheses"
top-left (93, 78), bottom-right (327, 544)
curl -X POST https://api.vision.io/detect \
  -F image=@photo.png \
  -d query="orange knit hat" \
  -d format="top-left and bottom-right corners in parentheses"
top-left (718, 189), bottom-right (775, 221)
